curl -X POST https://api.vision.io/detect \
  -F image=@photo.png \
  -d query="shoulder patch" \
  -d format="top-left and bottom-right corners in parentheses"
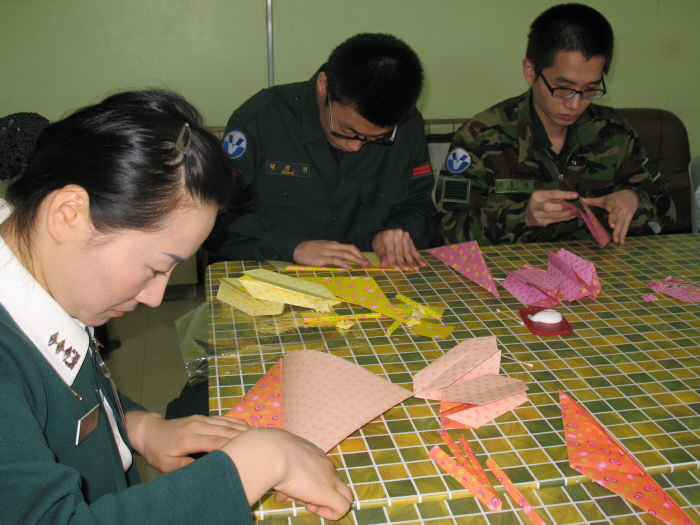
top-left (445, 147), bottom-right (472, 175)
top-left (412, 162), bottom-right (433, 177)
top-left (222, 129), bottom-right (249, 161)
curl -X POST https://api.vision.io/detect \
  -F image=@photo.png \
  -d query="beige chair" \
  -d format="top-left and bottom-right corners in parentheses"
top-left (689, 157), bottom-right (700, 234)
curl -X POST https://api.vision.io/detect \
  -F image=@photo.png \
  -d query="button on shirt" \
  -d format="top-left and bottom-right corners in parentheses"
top-left (205, 68), bottom-right (437, 262)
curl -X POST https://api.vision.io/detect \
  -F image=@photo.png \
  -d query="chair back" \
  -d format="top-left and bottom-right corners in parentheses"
top-left (689, 157), bottom-right (700, 233)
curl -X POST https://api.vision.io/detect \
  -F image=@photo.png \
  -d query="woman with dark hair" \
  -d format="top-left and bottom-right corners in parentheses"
top-left (0, 90), bottom-right (351, 524)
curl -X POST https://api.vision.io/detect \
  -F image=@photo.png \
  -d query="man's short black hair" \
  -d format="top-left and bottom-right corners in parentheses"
top-left (324, 33), bottom-right (423, 128)
top-left (526, 3), bottom-right (614, 75)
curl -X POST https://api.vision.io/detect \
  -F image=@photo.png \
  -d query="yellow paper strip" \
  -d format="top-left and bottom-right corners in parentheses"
top-left (406, 322), bottom-right (454, 340)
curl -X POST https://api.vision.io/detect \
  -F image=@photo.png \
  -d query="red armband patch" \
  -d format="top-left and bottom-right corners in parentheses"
top-left (412, 162), bottom-right (432, 177)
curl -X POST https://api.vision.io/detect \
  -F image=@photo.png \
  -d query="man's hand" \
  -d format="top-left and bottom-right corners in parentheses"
top-left (293, 240), bottom-right (370, 269)
top-left (125, 411), bottom-right (251, 473)
top-left (525, 190), bottom-right (579, 227)
top-left (372, 229), bottom-right (426, 271)
top-left (222, 428), bottom-right (353, 520)
top-left (581, 189), bottom-right (640, 244)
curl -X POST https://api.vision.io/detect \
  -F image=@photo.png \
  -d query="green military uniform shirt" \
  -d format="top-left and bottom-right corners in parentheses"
top-left (205, 69), bottom-right (437, 262)
top-left (0, 201), bottom-right (252, 525)
top-left (434, 90), bottom-right (676, 246)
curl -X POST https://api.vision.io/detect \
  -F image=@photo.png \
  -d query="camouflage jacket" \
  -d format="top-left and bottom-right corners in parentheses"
top-left (434, 90), bottom-right (676, 246)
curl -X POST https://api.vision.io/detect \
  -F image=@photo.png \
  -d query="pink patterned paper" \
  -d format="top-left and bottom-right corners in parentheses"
top-left (554, 248), bottom-right (600, 297)
top-left (507, 266), bottom-right (560, 296)
top-left (413, 336), bottom-right (501, 400)
top-left (282, 350), bottom-right (412, 452)
top-left (441, 373), bottom-right (528, 405)
top-left (426, 241), bottom-right (500, 297)
top-left (502, 274), bottom-right (561, 308)
top-left (653, 284), bottom-right (700, 302)
top-left (547, 251), bottom-right (588, 302)
top-left (565, 202), bottom-right (611, 249)
top-left (441, 391), bottom-right (528, 428)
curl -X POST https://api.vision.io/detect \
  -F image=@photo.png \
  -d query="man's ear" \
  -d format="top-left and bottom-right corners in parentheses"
top-left (316, 71), bottom-right (328, 98)
top-left (523, 58), bottom-right (537, 87)
top-left (46, 185), bottom-right (91, 244)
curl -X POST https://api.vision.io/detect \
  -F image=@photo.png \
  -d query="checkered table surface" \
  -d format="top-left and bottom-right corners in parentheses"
top-left (205, 235), bottom-right (700, 523)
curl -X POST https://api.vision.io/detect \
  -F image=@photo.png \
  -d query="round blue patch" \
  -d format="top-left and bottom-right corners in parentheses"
top-left (222, 129), bottom-right (248, 160)
top-left (445, 147), bottom-right (472, 175)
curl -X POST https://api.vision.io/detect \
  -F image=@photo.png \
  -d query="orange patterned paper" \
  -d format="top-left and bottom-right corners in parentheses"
top-left (227, 360), bottom-right (283, 428)
top-left (560, 391), bottom-right (694, 525)
top-left (486, 457), bottom-right (547, 525)
top-left (429, 430), bottom-right (502, 511)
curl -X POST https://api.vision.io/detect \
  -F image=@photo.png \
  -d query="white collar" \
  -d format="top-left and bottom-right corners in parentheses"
top-left (0, 200), bottom-right (89, 386)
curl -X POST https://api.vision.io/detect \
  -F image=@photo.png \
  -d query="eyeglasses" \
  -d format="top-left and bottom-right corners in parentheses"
top-left (539, 73), bottom-right (607, 100)
top-left (327, 94), bottom-right (397, 145)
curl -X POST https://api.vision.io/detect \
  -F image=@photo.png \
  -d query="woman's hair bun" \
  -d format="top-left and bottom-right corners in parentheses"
top-left (0, 112), bottom-right (50, 181)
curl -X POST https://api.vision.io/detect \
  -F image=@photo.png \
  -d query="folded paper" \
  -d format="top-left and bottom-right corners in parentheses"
top-left (227, 350), bottom-right (412, 453)
top-left (565, 201), bottom-right (611, 249)
top-left (216, 277), bottom-right (285, 316)
top-left (647, 279), bottom-right (700, 303)
top-left (413, 336), bottom-right (528, 428)
top-left (426, 241), bottom-right (500, 297)
top-left (413, 336), bottom-right (502, 400)
top-left (560, 390), bottom-right (693, 525)
top-left (429, 430), bottom-right (502, 511)
top-left (486, 457), bottom-right (547, 525)
top-left (239, 269), bottom-right (340, 312)
top-left (504, 249), bottom-right (601, 307)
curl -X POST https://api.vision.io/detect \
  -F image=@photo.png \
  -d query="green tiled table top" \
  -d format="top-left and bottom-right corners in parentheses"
top-left (204, 235), bottom-right (700, 522)
top-left (255, 468), bottom-right (700, 525)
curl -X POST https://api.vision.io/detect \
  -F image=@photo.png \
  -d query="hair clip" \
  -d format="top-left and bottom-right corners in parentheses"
top-left (175, 122), bottom-right (192, 154)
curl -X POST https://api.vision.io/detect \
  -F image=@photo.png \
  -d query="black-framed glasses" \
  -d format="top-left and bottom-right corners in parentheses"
top-left (327, 94), bottom-right (397, 145)
top-left (539, 73), bottom-right (607, 100)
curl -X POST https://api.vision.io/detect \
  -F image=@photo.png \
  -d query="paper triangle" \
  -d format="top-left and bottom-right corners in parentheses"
top-left (427, 241), bottom-right (500, 297)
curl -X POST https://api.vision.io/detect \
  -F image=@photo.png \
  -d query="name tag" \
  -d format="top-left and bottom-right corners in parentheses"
top-left (75, 404), bottom-right (100, 445)
top-left (495, 179), bottom-right (535, 194)
top-left (265, 161), bottom-right (311, 178)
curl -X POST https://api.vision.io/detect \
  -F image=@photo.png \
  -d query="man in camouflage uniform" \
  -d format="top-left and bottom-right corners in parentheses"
top-left (435, 3), bottom-right (675, 247)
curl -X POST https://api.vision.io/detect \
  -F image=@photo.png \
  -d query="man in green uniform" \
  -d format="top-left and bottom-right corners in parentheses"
top-left (205, 33), bottom-right (436, 271)
top-left (435, 3), bottom-right (676, 247)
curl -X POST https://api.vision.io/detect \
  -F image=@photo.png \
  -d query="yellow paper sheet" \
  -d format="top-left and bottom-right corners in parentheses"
top-left (216, 278), bottom-right (285, 316)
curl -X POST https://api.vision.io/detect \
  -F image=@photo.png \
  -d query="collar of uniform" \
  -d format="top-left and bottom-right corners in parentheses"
top-left (301, 68), bottom-right (330, 144)
top-left (518, 89), bottom-right (599, 163)
top-left (0, 200), bottom-right (89, 386)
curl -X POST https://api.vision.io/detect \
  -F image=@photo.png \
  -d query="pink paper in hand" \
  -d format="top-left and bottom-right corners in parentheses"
top-left (565, 201), bottom-right (611, 249)
top-left (426, 241), bottom-right (500, 297)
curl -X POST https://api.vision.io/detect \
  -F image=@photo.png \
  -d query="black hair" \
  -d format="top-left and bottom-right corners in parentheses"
top-left (526, 3), bottom-right (614, 75)
top-left (323, 33), bottom-right (424, 128)
top-left (2, 89), bottom-right (233, 248)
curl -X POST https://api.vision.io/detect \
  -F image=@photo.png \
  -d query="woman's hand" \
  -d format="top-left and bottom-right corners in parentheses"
top-left (126, 411), bottom-right (251, 472)
top-left (221, 427), bottom-right (353, 520)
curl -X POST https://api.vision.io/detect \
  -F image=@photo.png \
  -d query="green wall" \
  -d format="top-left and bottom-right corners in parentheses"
top-left (1, 0), bottom-right (699, 155)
